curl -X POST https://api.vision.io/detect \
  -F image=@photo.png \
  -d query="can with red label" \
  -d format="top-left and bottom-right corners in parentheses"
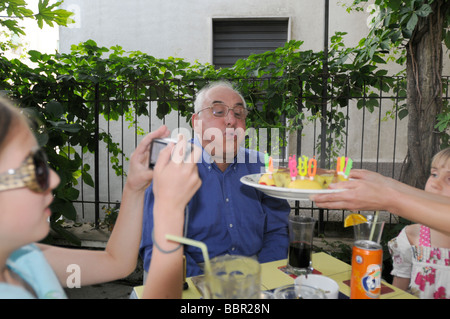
top-left (350, 240), bottom-right (383, 299)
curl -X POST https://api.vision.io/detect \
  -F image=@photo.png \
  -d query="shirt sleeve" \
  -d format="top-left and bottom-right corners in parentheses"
top-left (388, 227), bottom-right (413, 279)
top-left (0, 285), bottom-right (35, 299)
top-left (5, 244), bottom-right (66, 299)
top-left (139, 184), bottom-right (204, 277)
top-left (257, 195), bottom-right (290, 263)
top-left (139, 185), bottom-right (155, 273)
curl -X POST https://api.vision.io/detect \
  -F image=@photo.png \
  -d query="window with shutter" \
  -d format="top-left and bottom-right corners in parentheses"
top-left (213, 19), bottom-right (289, 68)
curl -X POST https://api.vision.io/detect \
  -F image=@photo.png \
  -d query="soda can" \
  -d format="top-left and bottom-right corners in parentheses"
top-left (350, 240), bottom-right (383, 299)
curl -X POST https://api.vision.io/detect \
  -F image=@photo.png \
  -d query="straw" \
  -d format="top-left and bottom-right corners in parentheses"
top-left (368, 211), bottom-right (380, 242)
top-left (166, 234), bottom-right (212, 275)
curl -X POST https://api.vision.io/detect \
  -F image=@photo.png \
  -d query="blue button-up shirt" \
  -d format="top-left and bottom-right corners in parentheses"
top-left (139, 138), bottom-right (290, 277)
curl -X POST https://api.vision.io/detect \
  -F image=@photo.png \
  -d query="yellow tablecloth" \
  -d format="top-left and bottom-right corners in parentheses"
top-left (133, 252), bottom-right (417, 299)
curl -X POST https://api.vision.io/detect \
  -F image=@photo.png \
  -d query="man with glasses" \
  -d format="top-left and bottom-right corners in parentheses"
top-left (139, 81), bottom-right (290, 278)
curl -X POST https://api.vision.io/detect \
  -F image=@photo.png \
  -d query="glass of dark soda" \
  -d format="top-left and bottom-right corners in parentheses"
top-left (286, 215), bottom-right (316, 275)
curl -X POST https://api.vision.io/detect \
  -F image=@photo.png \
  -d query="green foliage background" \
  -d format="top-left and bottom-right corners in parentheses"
top-left (1, 0), bottom-right (449, 244)
top-left (0, 38), bottom-right (400, 237)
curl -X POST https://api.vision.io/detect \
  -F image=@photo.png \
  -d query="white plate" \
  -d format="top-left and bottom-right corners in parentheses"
top-left (240, 173), bottom-right (345, 200)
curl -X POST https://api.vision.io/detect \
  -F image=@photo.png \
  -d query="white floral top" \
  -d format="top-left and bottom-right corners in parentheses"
top-left (388, 225), bottom-right (450, 299)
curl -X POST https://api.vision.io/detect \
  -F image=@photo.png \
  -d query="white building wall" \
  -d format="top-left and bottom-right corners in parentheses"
top-left (56, 0), bottom-right (448, 222)
top-left (59, 0), bottom-right (370, 63)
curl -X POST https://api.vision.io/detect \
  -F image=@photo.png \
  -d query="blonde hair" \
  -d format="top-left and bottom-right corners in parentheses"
top-left (431, 147), bottom-right (450, 169)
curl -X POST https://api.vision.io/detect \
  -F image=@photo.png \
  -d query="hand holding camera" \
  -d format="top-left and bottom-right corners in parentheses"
top-left (149, 137), bottom-right (194, 169)
top-left (151, 134), bottom-right (201, 215)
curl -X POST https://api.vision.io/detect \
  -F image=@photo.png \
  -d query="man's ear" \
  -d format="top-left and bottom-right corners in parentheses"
top-left (191, 113), bottom-right (201, 134)
top-left (190, 113), bottom-right (195, 127)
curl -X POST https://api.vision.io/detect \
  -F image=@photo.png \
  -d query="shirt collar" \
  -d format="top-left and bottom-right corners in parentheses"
top-left (192, 135), bottom-right (245, 172)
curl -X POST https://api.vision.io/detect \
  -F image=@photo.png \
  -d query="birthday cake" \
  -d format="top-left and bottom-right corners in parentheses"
top-left (259, 156), bottom-right (352, 190)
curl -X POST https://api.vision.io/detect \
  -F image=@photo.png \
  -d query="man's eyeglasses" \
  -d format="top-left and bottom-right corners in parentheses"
top-left (197, 102), bottom-right (249, 120)
top-left (0, 148), bottom-right (50, 193)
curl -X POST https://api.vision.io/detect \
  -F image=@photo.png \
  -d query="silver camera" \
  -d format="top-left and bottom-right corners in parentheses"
top-left (149, 138), bottom-right (193, 168)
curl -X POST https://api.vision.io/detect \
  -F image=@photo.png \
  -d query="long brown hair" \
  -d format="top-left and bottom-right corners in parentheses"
top-left (0, 97), bottom-right (27, 153)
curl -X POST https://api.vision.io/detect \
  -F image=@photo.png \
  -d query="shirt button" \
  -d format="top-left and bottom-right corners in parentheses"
top-left (229, 224), bottom-right (233, 228)
top-left (225, 198), bottom-right (229, 202)
top-left (231, 247), bottom-right (236, 251)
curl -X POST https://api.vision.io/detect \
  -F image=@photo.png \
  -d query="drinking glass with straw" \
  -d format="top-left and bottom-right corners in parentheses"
top-left (166, 234), bottom-right (261, 299)
top-left (369, 211), bottom-right (380, 242)
top-left (353, 211), bottom-right (384, 244)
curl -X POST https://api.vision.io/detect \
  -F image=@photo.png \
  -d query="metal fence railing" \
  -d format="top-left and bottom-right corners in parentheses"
top-left (70, 76), bottom-right (449, 233)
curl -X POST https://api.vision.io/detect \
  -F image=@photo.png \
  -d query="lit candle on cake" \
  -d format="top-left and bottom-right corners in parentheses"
top-left (298, 155), bottom-right (308, 179)
top-left (264, 152), bottom-right (269, 173)
top-left (336, 156), bottom-right (344, 175)
top-left (259, 152), bottom-right (275, 185)
top-left (344, 157), bottom-right (353, 178)
top-left (340, 157), bottom-right (346, 175)
top-left (308, 157), bottom-right (317, 180)
top-left (289, 155), bottom-right (298, 180)
top-left (268, 156), bottom-right (273, 173)
top-left (336, 156), bottom-right (353, 179)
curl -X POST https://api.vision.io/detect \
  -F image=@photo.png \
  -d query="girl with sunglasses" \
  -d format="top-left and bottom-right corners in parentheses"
top-left (0, 97), bottom-right (201, 298)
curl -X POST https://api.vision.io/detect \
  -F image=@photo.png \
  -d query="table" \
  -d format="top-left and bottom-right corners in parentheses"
top-left (133, 252), bottom-right (417, 299)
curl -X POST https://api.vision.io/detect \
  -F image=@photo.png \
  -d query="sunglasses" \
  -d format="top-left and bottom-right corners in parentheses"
top-left (0, 148), bottom-right (50, 193)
